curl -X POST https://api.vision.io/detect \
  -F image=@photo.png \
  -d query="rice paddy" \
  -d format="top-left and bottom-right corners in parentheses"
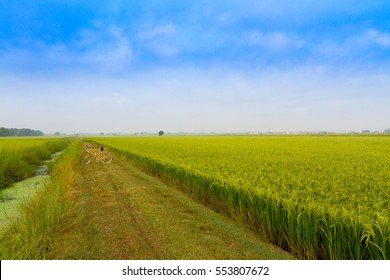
top-left (87, 135), bottom-right (390, 260)
top-left (0, 137), bottom-right (70, 190)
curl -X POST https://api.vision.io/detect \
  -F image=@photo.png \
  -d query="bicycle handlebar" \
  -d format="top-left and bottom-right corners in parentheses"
top-left (86, 145), bottom-right (104, 151)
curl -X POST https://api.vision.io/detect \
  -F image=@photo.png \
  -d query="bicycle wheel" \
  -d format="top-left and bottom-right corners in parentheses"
top-left (80, 152), bottom-right (92, 164)
top-left (100, 151), bottom-right (112, 163)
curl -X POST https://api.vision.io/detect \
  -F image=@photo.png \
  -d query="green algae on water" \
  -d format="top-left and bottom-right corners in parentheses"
top-left (0, 175), bottom-right (49, 228)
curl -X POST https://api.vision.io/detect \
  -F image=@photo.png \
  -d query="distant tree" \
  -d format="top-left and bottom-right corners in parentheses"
top-left (385, 128), bottom-right (390, 134)
top-left (0, 127), bottom-right (8, 136)
top-left (0, 127), bottom-right (43, 137)
top-left (54, 132), bottom-right (61, 136)
top-left (158, 130), bottom-right (164, 136)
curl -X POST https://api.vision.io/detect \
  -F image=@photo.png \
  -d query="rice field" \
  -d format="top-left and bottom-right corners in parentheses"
top-left (0, 137), bottom-right (71, 190)
top-left (88, 135), bottom-right (390, 260)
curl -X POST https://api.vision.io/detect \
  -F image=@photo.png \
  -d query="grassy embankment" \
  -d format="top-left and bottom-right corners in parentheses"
top-left (0, 139), bottom-right (78, 259)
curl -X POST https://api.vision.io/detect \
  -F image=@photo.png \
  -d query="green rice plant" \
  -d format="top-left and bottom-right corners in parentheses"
top-left (0, 137), bottom-right (70, 190)
top-left (87, 135), bottom-right (390, 259)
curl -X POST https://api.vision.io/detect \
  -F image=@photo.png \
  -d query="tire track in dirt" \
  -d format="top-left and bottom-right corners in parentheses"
top-left (57, 159), bottom-right (169, 259)
top-left (98, 162), bottom-right (172, 259)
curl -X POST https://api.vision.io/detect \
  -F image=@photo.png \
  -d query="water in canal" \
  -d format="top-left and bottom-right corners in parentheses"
top-left (0, 151), bottom-right (62, 229)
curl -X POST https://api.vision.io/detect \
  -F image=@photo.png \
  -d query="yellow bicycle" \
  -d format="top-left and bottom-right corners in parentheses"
top-left (80, 145), bottom-right (112, 164)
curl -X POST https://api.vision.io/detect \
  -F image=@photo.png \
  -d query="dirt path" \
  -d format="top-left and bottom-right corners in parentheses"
top-left (49, 147), bottom-right (293, 260)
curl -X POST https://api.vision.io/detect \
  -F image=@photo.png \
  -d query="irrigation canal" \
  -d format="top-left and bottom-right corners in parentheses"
top-left (0, 151), bottom-right (63, 229)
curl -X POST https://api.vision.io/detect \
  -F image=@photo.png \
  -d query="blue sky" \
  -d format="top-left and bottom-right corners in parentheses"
top-left (1, 1), bottom-right (390, 134)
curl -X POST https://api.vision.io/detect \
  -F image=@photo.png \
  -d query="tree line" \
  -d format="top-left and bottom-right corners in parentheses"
top-left (0, 127), bottom-right (44, 137)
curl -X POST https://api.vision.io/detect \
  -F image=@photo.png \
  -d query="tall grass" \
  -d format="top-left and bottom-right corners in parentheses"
top-left (0, 138), bottom-right (70, 190)
top-left (88, 135), bottom-right (390, 260)
top-left (0, 139), bottom-right (79, 259)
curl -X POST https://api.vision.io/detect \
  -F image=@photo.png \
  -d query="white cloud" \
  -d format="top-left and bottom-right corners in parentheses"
top-left (365, 29), bottom-right (390, 47)
top-left (137, 24), bottom-right (179, 58)
top-left (138, 24), bottom-right (176, 40)
top-left (74, 25), bottom-right (133, 71)
top-left (245, 31), bottom-right (304, 50)
top-left (105, 26), bottom-right (133, 63)
top-left (0, 24), bottom-right (134, 72)
top-left (314, 29), bottom-right (390, 60)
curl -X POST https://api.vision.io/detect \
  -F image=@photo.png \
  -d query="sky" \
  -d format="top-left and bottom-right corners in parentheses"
top-left (1, 0), bottom-right (390, 134)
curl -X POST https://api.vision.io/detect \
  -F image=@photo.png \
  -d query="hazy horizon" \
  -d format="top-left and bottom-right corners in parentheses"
top-left (1, 1), bottom-right (390, 134)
